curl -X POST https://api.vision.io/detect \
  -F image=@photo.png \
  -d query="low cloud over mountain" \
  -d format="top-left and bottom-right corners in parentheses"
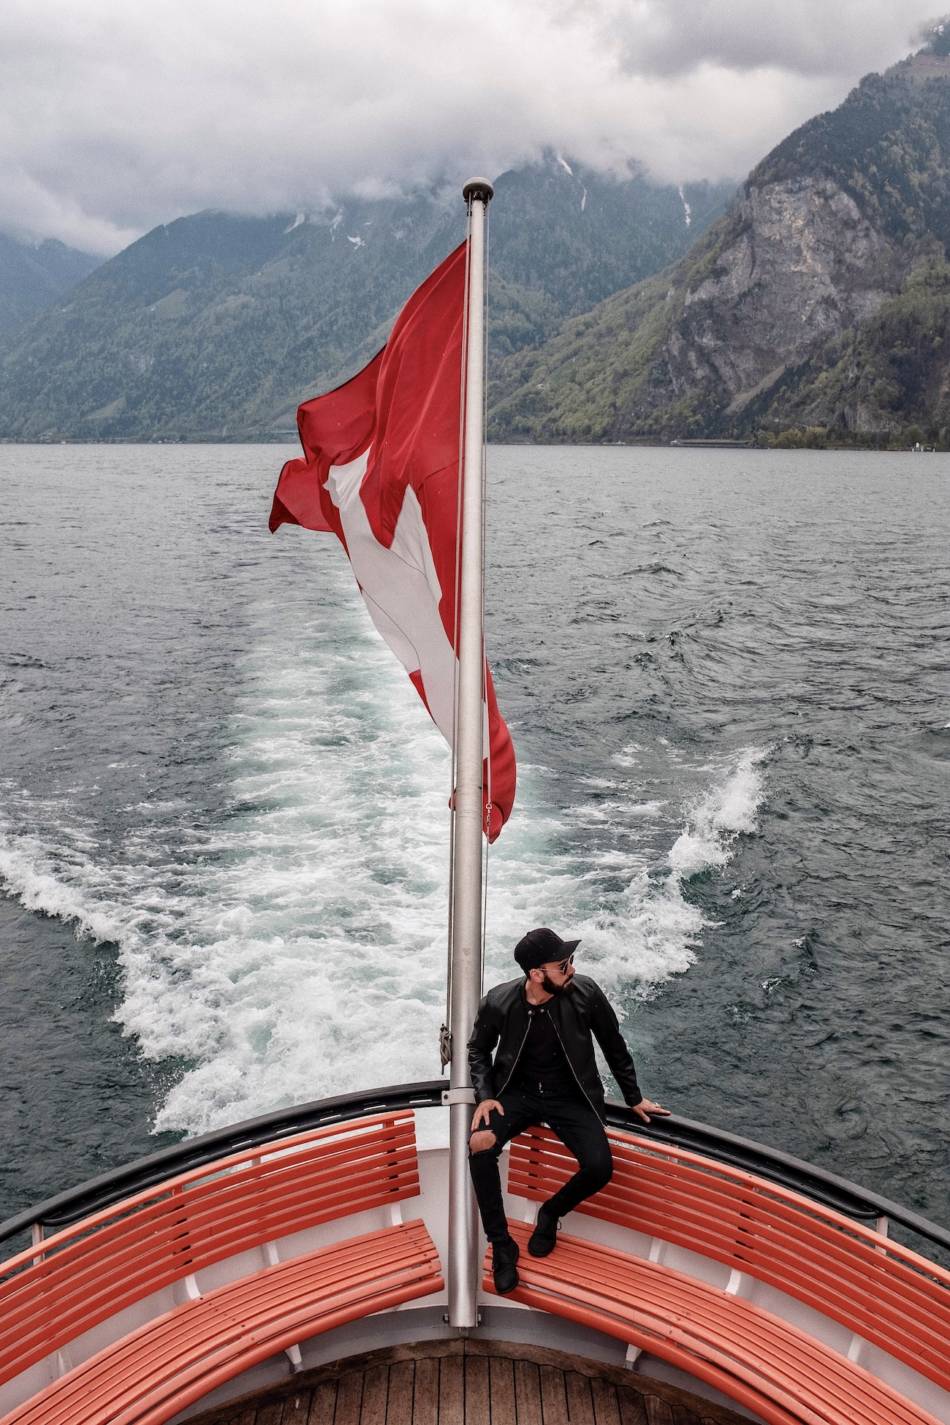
top-left (0, 0), bottom-right (940, 253)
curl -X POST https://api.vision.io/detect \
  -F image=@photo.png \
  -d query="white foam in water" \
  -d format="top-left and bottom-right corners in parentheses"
top-left (668, 749), bottom-right (768, 879)
top-left (142, 603), bottom-right (458, 1133)
top-left (0, 824), bottom-right (128, 947)
top-left (613, 742), bottom-right (642, 768)
top-left (0, 571), bottom-right (768, 1137)
top-left (482, 747), bottom-right (767, 1010)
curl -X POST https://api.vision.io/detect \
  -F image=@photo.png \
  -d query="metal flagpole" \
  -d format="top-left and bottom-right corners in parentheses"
top-left (446, 175), bottom-right (493, 1329)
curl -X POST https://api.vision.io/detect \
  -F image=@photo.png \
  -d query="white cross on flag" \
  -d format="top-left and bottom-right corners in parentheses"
top-left (269, 242), bottom-right (516, 840)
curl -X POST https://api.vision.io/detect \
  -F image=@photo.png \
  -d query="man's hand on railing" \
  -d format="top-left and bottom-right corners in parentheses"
top-left (631, 1097), bottom-right (671, 1124)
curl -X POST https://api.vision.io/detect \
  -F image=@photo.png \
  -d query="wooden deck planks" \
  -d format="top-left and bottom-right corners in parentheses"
top-left (412, 1356), bottom-right (439, 1425)
top-left (565, 1371), bottom-right (596, 1425)
top-left (617, 1386), bottom-right (649, 1425)
top-left (539, 1363), bottom-right (569, 1425)
top-left (438, 1353), bottom-right (464, 1425)
top-left (591, 1376), bottom-right (622, 1425)
top-left (514, 1358), bottom-right (543, 1425)
top-left (186, 1339), bottom-right (754, 1425)
top-left (280, 1394), bottom-right (312, 1425)
top-left (465, 1354), bottom-right (490, 1421)
top-left (386, 1360), bottom-right (414, 1425)
top-left (488, 1355), bottom-right (517, 1425)
top-left (253, 1404), bottom-right (284, 1425)
top-left (334, 1369), bottom-right (364, 1425)
top-left (674, 1406), bottom-right (703, 1425)
top-left (360, 1364), bottom-right (389, 1423)
top-left (307, 1380), bottom-right (338, 1424)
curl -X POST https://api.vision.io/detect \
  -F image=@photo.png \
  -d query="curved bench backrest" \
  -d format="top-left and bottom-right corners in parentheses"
top-left (0, 1110), bottom-right (419, 1387)
top-left (508, 1125), bottom-right (950, 1391)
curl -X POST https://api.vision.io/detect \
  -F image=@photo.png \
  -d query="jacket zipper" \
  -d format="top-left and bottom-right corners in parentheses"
top-left (549, 1012), bottom-right (599, 1116)
top-left (496, 1019), bottom-right (532, 1097)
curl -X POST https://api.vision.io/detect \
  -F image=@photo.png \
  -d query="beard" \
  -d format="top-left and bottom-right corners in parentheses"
top-left (540, 973), bottom-right (568, 996)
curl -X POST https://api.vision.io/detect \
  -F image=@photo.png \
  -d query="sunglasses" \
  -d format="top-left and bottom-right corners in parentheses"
top-left (550, 952), bottom-right (575, 974)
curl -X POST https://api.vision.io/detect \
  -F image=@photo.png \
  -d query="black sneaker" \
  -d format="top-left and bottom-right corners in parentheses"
top-left (528, 1204), bottom-right (559, 1257)
top-left (491, 1236), bottom-right (520, 1294)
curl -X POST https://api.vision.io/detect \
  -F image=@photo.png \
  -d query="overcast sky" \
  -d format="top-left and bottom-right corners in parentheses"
top-left (1, 0), bottom-right (942, 255)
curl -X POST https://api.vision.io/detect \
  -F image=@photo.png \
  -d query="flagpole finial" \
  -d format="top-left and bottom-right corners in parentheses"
top-left (462, 177), bottom-right (494, 204)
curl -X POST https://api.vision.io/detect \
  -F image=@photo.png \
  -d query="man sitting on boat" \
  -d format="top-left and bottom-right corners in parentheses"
top-left (468, 927), bottom-right (669, 1293)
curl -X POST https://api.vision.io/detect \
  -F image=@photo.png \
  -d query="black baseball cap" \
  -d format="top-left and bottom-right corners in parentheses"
top-left (514, 927), bottom-right (581, 974)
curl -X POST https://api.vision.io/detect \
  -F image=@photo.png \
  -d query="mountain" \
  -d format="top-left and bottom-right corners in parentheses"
top-left (751, 257), bottom-right (950, 442)
top-left (491, 44), bottom-right (950, 445)
top-left (0, 234), bottom-right (99, 338)
top-left (0, 161), bottom-right (732, 441)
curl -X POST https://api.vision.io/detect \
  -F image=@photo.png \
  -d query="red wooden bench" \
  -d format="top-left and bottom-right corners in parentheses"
top-left (0, 1110), bottom-right (442, 1424)
top-left (487, 1125), bottom-right (949, 1425)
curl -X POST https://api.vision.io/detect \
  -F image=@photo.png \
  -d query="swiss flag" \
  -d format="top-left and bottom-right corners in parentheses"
top-left (269, 242), bottom-right (516, 841)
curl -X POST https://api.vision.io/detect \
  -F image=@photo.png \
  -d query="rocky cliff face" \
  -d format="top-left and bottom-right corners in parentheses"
top-left (491, 46), bottom-right (950, 443)
top-left (671, 176), bottom-right (903, 413)
top-left (748, 257), bottom-right (950, 438)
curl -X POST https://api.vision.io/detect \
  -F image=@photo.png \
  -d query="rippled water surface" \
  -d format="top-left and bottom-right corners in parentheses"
top-left (1, 444), bottom-right (948, 1227)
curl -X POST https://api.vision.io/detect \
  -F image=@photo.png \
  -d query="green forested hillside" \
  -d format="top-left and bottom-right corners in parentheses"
top-left (489, 235), bottom-right (721, 442)
top-left (0, 161), bottom-right (731, 441)
top-left (0, 234), bottom-right (99, 337)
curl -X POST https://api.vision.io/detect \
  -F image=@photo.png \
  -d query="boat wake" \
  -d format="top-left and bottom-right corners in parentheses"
top-left (484, 746), bottom-right (768, 1008)
top-left (0, 605), bottom-right (767, 1138)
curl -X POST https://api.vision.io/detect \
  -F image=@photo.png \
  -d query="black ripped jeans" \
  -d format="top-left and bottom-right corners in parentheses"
top-left (468, 1083), bottom-right (613, 1246)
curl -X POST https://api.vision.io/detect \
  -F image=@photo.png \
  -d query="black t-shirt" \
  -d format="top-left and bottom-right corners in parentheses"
top-left (512, 1001), bottom-right (577, 1093)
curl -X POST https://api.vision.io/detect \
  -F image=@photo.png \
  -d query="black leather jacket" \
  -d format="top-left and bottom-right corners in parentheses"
top-left (468, 973), bottom-right (642, 1120)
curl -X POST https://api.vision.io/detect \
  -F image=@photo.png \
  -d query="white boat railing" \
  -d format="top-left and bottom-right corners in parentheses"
top-left (0, 1083), bottom-right (947, 1425)
top-left (1, 1080), bottom-right (946, 1262)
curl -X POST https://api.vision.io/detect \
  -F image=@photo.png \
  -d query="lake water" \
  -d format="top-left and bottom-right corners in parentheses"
top-left (0, 443), bottom-right (947, 1230)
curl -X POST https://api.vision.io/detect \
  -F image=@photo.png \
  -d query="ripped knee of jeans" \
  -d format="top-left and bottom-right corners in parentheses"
top-left (469, 1129), bottom-right (497, 1154)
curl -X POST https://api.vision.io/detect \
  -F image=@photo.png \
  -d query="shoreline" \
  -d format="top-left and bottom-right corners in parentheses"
top-left (0, 436), bottom-right (945, 452)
